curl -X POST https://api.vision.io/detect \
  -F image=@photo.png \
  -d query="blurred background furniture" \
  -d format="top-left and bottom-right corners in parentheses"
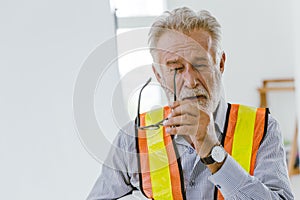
top-left (258, 78), bottom-right (299, 176)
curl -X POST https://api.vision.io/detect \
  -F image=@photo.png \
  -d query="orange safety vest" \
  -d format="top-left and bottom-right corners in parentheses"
top-left (136, 106), bottom-right (186, 200)
top-left (216, 104), bottom-right (268, 200)
top-left (136, 104), bottom-right (268, 200)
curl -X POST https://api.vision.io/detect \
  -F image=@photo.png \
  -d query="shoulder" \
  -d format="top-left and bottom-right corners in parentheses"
top-left (103, 121), bottom-right (138, 172)
top-left (226, 104), bottom-right (282, 143)
top-left (264, 113), bottom-right (283, 143)
top-left (266, 113), bottom-right (279, 129)
top-left (112, 121), bottom-right (137, 153)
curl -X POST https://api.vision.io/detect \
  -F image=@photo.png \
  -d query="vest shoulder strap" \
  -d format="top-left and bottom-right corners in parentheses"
top-left (136, 106), bottom-right (186, 200)
top-left (217, 104), bottom-right (269, 200)
top-left (222, 104), bottom-right (268, 174)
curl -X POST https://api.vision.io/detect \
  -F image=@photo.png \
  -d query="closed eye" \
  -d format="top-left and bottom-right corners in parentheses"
top-left (193, 64), bottom-right (207, 68)
top-left (166, 61), bottom-right (184, 71)
top-left (173, 67), bottom-right (184, 71)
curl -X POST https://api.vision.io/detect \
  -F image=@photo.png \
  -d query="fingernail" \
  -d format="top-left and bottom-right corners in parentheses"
top-left (163, 120), bottom-right (167, 126)
top-left (166, 128), bottom-right (171, 133)
top-left (167, 113), bottom-right (172, 118)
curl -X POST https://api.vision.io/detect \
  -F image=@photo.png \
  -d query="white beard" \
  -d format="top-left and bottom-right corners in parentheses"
top-left (162, 81), bottom-right (223, 113)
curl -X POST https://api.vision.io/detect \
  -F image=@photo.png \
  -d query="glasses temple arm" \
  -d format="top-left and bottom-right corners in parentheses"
top-left (173, 69), bottom-right (177, 101)
top-left (136, 78), bottom-right (152, 127)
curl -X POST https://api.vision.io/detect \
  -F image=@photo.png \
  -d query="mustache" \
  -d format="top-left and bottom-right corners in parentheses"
top-left (179, 88), bottom-right (209, 101)
top-left (161, 84), bottom-right (209, 102)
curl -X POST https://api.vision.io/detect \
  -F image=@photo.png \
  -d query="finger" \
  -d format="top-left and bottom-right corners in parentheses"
top-left (166, 125), bottom-right (208, 143)
top-left (166, 125), bottom-right (195, 135)
top-left (170, 100), bottom-right (192, 109)
top-left (164, 114), bottom-right (197, 127)
top-left (171, 103), bottom-right (199, 117)
top-left (171, 99), bottom-right (211, 114)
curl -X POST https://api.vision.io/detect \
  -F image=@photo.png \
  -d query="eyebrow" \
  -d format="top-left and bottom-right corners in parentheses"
top-left (166, 59), bottom-right (180, 65)
top-left (164, 55), bottom-right (208, 65)
top-left (193, 57), bottom-right (207, 62)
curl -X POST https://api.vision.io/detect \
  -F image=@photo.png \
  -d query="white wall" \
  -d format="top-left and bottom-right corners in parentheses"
top-left (292, 0), bottom-right (300, 152)
top-left (0, 0), bottom-right (117, 199)
top-left (167, 0), bottom-right (296, 141)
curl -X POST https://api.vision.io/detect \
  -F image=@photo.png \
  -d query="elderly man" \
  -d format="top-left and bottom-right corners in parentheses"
top-left (87, 7), bottom-right (293, 199)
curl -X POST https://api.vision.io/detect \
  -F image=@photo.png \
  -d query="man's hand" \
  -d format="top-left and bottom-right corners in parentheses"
top-left (164, 100), bottom-right (226, 173)
top-left (164, 100), bottom-right (219, 158)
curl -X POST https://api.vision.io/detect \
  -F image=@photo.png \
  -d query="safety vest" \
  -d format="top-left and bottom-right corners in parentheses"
top-left (136, 104), bottom-right (268, 200)
top-left (216, 104), bottom-right (268, 200)
top-left (136, 106), bottom-right (186, 200)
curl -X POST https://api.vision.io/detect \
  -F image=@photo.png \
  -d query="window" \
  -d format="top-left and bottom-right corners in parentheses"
top-left (112, 1), bottom-right (167, 120)
top-left (112, 0), bottom-right (165, 17)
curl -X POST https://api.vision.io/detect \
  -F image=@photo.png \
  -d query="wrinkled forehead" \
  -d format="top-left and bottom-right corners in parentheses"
top-left (154, 29), bottom-right (214, 64)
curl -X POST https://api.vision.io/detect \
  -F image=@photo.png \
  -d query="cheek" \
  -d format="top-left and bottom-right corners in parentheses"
top-left (204, 71), bottom-right (222, 112)
top-left (160, 70), bottom-right (175, 87)
top-left (201, 71), bottom-right (214, 89)
top-left (207, 70), bottom-right (222, 95)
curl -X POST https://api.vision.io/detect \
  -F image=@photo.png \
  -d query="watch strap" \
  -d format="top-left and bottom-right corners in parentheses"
top-left (200, 155), bottom-right (215, 165)
top-left (200, 144), bottom-right (223, 165)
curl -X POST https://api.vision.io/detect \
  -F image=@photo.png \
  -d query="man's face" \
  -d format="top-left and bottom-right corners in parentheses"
top-left (153, 29), bottom-right (224, 113)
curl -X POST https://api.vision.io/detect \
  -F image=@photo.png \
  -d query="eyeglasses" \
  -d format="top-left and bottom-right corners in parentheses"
top-left (136, 70), bottom-right (178, 130)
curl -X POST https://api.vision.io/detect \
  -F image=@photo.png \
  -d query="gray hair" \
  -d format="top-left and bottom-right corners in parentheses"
top-left (148, 7), bottom-right (222, 64)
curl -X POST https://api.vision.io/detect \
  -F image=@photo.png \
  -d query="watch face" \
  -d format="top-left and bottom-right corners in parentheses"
top-left (211, 146), bottom-right (225, 163)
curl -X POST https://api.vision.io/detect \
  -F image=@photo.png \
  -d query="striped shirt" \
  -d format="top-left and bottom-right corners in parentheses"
top-left (87, 99), bottom-right (294, 199)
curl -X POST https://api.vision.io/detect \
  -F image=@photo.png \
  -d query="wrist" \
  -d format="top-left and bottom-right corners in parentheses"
top-left (200, 144), bottom-right (227, 166)
top-left (206, 154), bottom-right (227, 174)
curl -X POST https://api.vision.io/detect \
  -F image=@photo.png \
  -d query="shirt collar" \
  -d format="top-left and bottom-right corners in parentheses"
top-left (213, 97), bottom-right (228, 135)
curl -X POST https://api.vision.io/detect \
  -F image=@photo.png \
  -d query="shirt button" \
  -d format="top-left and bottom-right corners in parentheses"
top-left (190, 180), bottom-right (195, 187)
top-left (216, 184), bottom-right (221, 189)
top-left (188, 147), bottom-right (194, 154)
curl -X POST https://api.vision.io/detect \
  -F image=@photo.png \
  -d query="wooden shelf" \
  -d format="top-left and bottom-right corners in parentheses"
top-left (258, 87), bottom-right (295, 93)
top-left (258, 78), bottom-right (299, 177)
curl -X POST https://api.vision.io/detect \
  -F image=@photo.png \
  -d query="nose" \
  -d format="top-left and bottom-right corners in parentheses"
top-left (182, 64), bottom-right (200, 89)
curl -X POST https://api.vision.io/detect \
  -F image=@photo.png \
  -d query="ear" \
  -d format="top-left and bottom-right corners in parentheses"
top-left (219, 52), bottom-right (226, 74)
top-left (152, 64), bottom-right (162, 84)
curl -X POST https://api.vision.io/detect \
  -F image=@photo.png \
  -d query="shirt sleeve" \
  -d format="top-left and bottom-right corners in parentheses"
top-left (208, 115), bottom-right (294, 199)
top-left (86, 123), bottom-right (136, 200)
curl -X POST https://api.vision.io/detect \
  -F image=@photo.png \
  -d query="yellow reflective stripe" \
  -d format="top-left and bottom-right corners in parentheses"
top-left (231, 105), bottom-right (257, 172)
top-left (145, 108), bottom-right (173, 200)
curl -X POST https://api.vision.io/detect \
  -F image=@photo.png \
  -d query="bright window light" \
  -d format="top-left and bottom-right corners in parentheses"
top-left (112, 0), bottom-right (165, 17)
top-left (116, 28), bottom-right (168, 119)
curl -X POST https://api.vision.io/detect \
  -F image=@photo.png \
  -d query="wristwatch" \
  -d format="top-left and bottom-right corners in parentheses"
top-left (200, 144), bottom-right (227, 165)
